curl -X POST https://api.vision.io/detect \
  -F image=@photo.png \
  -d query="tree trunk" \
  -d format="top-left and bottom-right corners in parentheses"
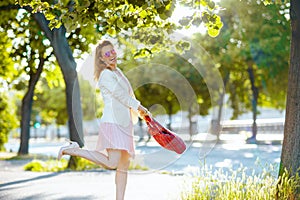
top-left (18, 90), bottom-right (33, 155)
top-left (216, 71), bottom-right (229, 140)
top-left (280, 0), bottom-right (300, 183)
top-left (18, 58), bottom-right (44, 155)
top-left (51, 27), bottom-right (84, 147)
top-left (167, 114), bottom-right (172, 130)
top-left (32, 12), bottom-right (84, 168)
top-left (247, 65), bottom-right (258, 140)
top-left (167, 103), bottom-right (172, 130)
top-left (188, 106), bottom-right (193, 140)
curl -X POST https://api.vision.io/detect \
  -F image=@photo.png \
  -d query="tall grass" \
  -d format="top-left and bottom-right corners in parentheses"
top-left (180, 164), bottom-right (300, 200)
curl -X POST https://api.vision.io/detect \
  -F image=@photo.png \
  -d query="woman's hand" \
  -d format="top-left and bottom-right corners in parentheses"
top-left (138, 105), bottom-right (150, 118)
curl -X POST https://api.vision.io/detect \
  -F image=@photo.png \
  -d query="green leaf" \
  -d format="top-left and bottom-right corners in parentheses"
top-left (192, 16), bottom-right (202, 26)
top-left (117, 18), bottom-right (126, 29)
top-left (45, 13), bottom-right (56, 21)
top-left (207, 1), bottom-right (215, 9)
top-left (139, 9), bottom-right (148, 18)
top-left (179, 17), bottom-right (192, 26)
top-left (133, 48), bottom-right (152, 59)
top-left (207, 26), bottom-right (219, 37)
top-left (107, 27), bottom-right (116, 36)
top-left (49, 19), bottom-right (62, 30)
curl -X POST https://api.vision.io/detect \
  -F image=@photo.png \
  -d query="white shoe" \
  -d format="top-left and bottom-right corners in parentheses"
top-left (57, 141), bottom-right (80, 160)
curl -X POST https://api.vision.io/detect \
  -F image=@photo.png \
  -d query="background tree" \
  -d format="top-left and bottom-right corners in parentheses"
top-left (33, 72), bottom-right (68, 139)
top-left (190, 0), bottom-right (289, 140)
top-left (0, 5), bottom-right (56, 154)
top-left (149, 52), bottom-right (210, 134)
top-left (119, 53), bottom-right (206, 140)
top-left (0, 5), bottom-right (19, 151)
top-left (231, 0), bottom-right (289, 141)
top-left (121, 59), bottom-right (182, 129)
top-left (180, 40), bottom-right (224, 137)
top-left (205, 0), bottom-right (298, 194)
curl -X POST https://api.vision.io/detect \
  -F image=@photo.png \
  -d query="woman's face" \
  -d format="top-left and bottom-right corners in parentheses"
top-left (101, 45), bottom-right (117, 69)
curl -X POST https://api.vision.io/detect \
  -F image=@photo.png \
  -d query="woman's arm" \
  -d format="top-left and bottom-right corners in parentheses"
top-left (137, 105), bottom-right (149, 118)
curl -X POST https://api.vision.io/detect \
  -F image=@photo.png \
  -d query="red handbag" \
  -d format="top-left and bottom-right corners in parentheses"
top-left (144, 115), bottom-right (186, 154)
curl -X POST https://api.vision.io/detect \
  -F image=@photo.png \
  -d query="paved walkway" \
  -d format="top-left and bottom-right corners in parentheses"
top-left (0, 133), bottom-right (283, 200)
top-left (0, 157), bottom-right (184, 200)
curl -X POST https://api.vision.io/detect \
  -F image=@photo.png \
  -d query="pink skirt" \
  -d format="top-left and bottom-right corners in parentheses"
top-left (95, 122), bottom-right (135, 158)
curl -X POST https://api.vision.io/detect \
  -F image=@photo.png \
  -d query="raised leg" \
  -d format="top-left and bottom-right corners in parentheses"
top-left (59, 143), bottom-right (131, 200)
top-left (62, 147), bottom-right (122, 169)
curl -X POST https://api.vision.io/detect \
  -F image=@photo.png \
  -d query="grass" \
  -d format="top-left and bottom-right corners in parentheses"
top-left (1, 151), bottom-right (149, 172)
top-left (180, 164), bottom-right (300, 200)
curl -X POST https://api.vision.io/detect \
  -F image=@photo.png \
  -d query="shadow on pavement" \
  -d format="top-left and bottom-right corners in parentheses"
top-left (0, 172), bottom-right (60, 189)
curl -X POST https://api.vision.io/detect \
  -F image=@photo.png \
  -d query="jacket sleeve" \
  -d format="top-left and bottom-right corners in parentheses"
top-left (98, 69), bottom-right (140, 112)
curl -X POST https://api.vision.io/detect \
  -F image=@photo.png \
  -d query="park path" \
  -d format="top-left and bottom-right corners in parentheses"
top-left (0, 156), bottom-right (184, 200)
top-left (0, 133), bottom-right (283, 200)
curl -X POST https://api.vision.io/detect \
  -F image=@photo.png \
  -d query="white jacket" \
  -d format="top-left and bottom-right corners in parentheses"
top-left (97, 67), bottom-right (140, 127)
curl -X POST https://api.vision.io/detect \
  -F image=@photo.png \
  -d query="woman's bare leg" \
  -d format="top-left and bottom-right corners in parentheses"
top-left (62, 147), bottom-right (130, 200)
top-left (62, 147), bottom-right (121, 169)
top-left (115, 151), bottom-right (130, 200)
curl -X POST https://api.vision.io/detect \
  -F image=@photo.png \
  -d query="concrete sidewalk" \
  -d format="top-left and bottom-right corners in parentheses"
top-left (0, 132), bottom-right (283, 200)
top-left (0, 158), bottom-right (185, 200)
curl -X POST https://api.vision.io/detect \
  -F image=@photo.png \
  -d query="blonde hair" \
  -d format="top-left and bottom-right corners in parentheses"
top-left (94, 40), bottom-right (114, 81)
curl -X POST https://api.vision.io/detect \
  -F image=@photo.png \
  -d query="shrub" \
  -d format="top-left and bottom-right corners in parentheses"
top-left (23, 157), bottom-right (149, 172)
top-left (24, 159), bottom-right (68, 172)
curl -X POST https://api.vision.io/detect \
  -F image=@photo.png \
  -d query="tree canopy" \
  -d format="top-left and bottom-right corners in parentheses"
top-left (192, 0), bottom-right (289, 119)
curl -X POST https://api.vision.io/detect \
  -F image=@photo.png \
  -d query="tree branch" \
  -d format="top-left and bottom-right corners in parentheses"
top-left (0, 4), bottom-right (20, 11)
top-left (32, 12), bottom-right (54, 42)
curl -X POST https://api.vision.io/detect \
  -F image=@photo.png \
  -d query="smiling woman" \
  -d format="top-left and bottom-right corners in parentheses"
top-left (100, 46), bottom-right (117, 70)
top-left (58, 40), bottom-right (150, 200)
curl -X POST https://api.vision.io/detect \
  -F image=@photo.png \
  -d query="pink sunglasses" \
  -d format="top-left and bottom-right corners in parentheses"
top-left (103, 49), bottom-right (116, 58)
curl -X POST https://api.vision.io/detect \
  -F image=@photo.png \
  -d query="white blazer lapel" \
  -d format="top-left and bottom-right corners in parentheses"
top-left (115, 68), bottom-right (132, 94)
top-left (115, 68), bottom-right (139, 124)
